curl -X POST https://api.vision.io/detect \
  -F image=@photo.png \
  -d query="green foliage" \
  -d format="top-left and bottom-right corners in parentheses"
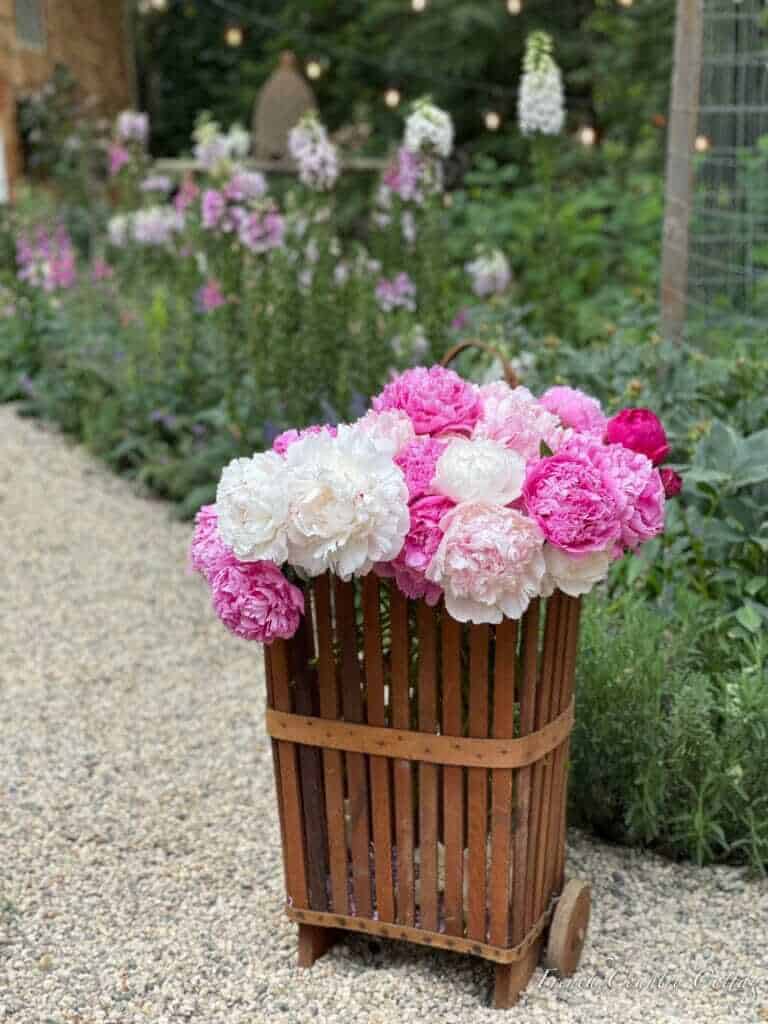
top-left (571, 590), bottom-right (768, 873)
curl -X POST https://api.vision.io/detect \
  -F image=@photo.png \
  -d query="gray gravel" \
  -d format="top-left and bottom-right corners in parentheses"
top-left (1, 405), bottom-right (766, 1024)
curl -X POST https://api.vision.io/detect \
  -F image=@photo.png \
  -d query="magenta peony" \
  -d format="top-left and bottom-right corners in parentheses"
top-left (189, 504), bottom-right (236, 582)
top-left (474, 382), bottom-right (565, 460)
top-left (372, 366), bottom-right (481, 437)
top-left (539, 385), bottom-right (607, 436)
top-left (426, 502), bottom-right (546, 623)
top-left (376, 494), bottom-right (452, 605)
top-left (211, 560), bottom-right (304, 643)
top-left (661, 467), bottom-right (682, 498)
top-left (394, 438), bottom-right (447, 500)
top-left (272, 424), bottom-right (337, 456)
top-left (523, 444), bottom-right (624, 555)
top-left (604, 408), bottom-right (670, 465)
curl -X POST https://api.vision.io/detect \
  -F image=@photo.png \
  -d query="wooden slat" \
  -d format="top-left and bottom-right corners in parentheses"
top-left (291, 611), bottom-right (330, 911)
top-left (467, 624), bottom-right (490, 942)
top-left (524, 591), bottom-right (563, 931)
top-left (416, 602), bottom-right (439, 932)
top-left (531, 592), bottom-right (570, 922)
top-left (441, 614), bottom-right (464, 936)
top-left (264, 649), bottom-right (289, 894)
top-left (489, 618), bottom-right (517, 948)
top-left (362, 575), bottom-right (395, 923)
top-left (551, 597), bottom-right (582, 893)
top-left (269, 639), bottom-right (309, 908)
top-left (314, 575), bottom-right (348, 914)
top-left (511, 599), bottom-right (539, 944)
top-left (335, 579), bottom-right (372, 918)
top-left (390, 587), bottom-right (415, 926)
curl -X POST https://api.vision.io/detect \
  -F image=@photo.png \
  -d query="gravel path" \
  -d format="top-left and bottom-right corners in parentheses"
top-left (1, 405), bottom-right (766, 1024)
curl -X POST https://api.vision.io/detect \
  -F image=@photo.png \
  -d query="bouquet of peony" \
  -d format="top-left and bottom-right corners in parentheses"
top-left (190, 365), bottom-right (680, 641)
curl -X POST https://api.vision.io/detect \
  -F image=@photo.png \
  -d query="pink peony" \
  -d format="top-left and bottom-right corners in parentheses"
top-left (539, 385), bottom-right (607, 436)
top-left (189, 504), bottom-right (236, 582)
top-left (604, 408), bottom-right (670, 465)
top-left (474, 382), bottom-right (565, 460)
top-left (272, 424), bottom-right (337, 456)
top-left (394, 438), bottom-right (447, 500)
top-left (372, 366), bottom-right (481, 437)
top-left (376, 495), bottom-right (453, 605)
top-left (587, 442), bottom-right (666, 550)
top-left (426, 502), bottom-right (546, 623)
top-left (661, 468), bottom-right (682, 498)
top-left (211, 560), bottom-right (304, 643)
top-left (523, 443), bottom-right (624, 555)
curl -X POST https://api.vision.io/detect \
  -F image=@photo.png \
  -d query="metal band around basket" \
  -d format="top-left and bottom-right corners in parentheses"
top-left (265, 697), bottom-right (574, 770)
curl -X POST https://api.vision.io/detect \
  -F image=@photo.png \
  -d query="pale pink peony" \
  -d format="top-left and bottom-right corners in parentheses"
top-left (272, 424), bottom-right (337, 456)
top-left (604, 408), bottom-right (670, 465)
top-left (394, 438), bottom-right (447, 500)
top-left (372, 366), bottom-right (481, 437)
top-left (539, 385), bottom-right (607, 436)
top-left (541, 544), bottom-right (614, 598)
top-left (211, 560), bottom-right (304, 643)
top-left (189, 504), bottom-right (236, 582)
top-left (351, 409), bottom-right (415, 457)
top-left (426, 502), bottom-right (546, 623)
top-left (474, 382), bottom-right (565, 459)
top-left (375, 495), bottom-right (453, 605)
top-left (523, 443), bottom-right (623, 554)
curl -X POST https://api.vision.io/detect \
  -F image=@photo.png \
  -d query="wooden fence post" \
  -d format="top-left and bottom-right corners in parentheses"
top-left (660, 0), bottom-right (705, 340)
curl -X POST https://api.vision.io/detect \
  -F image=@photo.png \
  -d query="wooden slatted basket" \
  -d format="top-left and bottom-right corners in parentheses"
top-left (264, 574), bottom-right (591, 1009)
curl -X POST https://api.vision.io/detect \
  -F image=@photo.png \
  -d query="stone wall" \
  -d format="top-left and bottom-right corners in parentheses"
top-left (0, 0), bottom-right (134, 191)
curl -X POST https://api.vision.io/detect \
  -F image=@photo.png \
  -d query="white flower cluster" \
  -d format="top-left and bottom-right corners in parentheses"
top-left (404, 98), bottom-right (454, 158)
top-left (288, 113), bottom-right (340, 192)
top-left (116, 110), bottom-right (149, 145)
top-left (108, 207), bottom-right (184, 248)
top-left (193, 115), bottom-right (250, 177)
top-left (215, 425), bottom-right (410, 580)
top-left (518, 31), bottom-right (566, 137)
top-left (465, 249), bottom-right (512, 297)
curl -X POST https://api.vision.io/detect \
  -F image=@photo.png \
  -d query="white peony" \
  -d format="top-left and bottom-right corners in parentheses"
top-left (215, 452), bottom-right (291, 563)
top-left (404, 99), bottom-right (454, 158)
top-left (284, 428), bottom-right (409, 579)
top-left (518, 31), bottom-right (565, 137)
top-left (541, 544), bottom-right (613, 598)
top-left (473, 382), bottom-right (566, 460)
top-left (433, 437), bottom-right (525, 505)
top-left (350, 409), bottom-right (416, 457)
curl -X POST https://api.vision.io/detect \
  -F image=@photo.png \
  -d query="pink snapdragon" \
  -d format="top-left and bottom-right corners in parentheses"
top-left (16, 227), bottom-right (77, 292)
top-left (383, 147), bottom-right (425, 203)
top-left (108, 143), bottom-right (130, 177)
top-left (201, 189), bottom-right (226, 229)
top-left (238, 210), bottom-right (285, 253)
top-left (174, 176), bottom-right (200, 214)
top-left (196, 279), bottom-right (226, 313)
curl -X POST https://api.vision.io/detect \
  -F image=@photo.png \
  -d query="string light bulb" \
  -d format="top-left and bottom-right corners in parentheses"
top-left (695, 134), bottom-right (711, 152)
top-left (578, 124), bottom-right (597, 147)
top-left (384, 88), bottom-right (402, 108)
top-left (149, 0), bottom-right (167, 10)
top-left (484, 111), bottom-right (502, 131)
top-left (412, 0), bottom-right (427, 10)
top-left (507, 0), bottom-right (523, 13)
top-left (225, 25), bottom-right (243, 47)
top-left (617, 0), bottom-right (634, 7)
top-left (306, 60), bottom-right (323, 80)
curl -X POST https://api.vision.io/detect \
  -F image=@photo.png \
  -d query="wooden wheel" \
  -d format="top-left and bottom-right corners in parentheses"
top-left (545, 879), bottom-right (591, 978)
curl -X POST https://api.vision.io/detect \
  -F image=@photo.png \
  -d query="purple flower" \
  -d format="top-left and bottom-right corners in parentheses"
top-left (375, 272), bottom-right (417, 312)
top-left (196, 279), bottom-right (226, 313)
top-left (108, 143), bottom-right (130, 177)
top-left (383, 147), bottom-right (425, 202)
top-left (174, 176), bottom-right (200, 214)
top-left (201, 189), bottom-right (225, 230)
top-left (140, 174), bottom-right (173, 194)
top-left (225, 170), bottom-right (267, 201)
top-left (238, 210), bottom-right (285, 253)
top-left (16, 226), bottom-right (77, 292)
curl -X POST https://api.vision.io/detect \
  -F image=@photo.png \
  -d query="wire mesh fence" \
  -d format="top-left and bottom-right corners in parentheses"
top-left (687, 0), bottom-right (768, 331)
